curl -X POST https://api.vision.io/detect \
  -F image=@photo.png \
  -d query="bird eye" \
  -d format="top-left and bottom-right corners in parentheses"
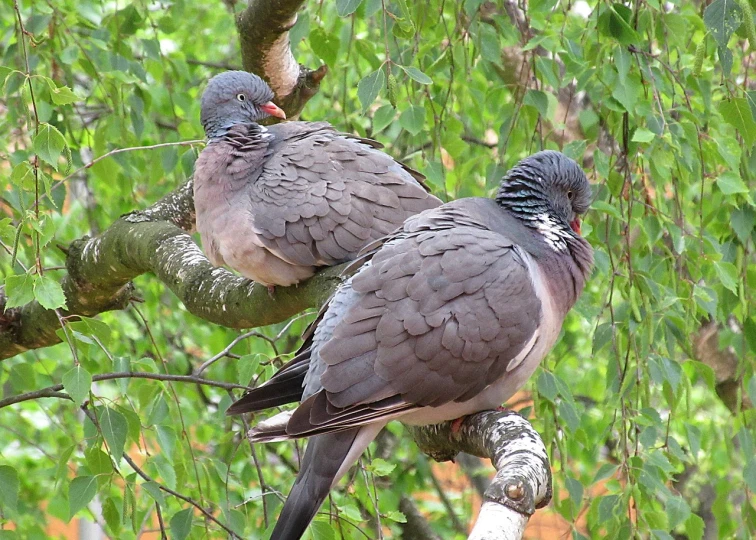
top-left (567, 190), bottom-right (574, 200)
top-left (236, 93), bottom-right (246, 102)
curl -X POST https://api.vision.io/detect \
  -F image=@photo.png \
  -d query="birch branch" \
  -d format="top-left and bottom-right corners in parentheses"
top-left (237, 0), bottom-right (328, 119)
top-left (408, 410), bottom-right (552, 540)
top-left (0, 181), bottom-right (344, 361)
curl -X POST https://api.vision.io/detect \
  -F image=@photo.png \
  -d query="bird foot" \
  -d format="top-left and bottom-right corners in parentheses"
top-left (267, 285), bottom-right (276, 298)
top-left (450, 416), bottom-right (467, 434)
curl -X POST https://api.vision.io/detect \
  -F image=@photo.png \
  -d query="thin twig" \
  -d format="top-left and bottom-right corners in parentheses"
top-left (81, 406), bottom-right (240, 538)
top-left (196, 330), bottom-right (265, 375)
top-left (44, 140), bottom-right (205, 201)
top-left (131, 303), bottom-right (210, 532)
top-left (426, 458), bottom-right (468, 535)
top-left (0, 372), bottom-right (251, 409)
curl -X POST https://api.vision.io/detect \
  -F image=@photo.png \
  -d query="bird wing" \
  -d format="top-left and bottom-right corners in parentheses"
top-left (284, 203), bottom-right (544, 437)
top-left (246, 122), bottom-right (441, 267)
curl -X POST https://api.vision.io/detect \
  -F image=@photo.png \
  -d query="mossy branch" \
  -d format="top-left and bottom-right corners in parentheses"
top-left (0, 181), bottom-right (344, 361)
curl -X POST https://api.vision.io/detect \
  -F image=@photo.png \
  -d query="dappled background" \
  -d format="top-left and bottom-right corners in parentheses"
top-left (1, 0), bottom-right (755, 538)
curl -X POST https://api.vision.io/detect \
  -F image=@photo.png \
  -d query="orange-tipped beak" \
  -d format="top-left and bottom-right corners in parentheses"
top-left (570, 218), bottom-right (581, 235)
top-left (261, 101), bottom-right (286, 119)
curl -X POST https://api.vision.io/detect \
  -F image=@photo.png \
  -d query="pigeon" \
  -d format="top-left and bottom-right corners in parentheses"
top-left (193, 71), bottom-right (442, 287)
top-left (227, 150), bottom-right (594, 540)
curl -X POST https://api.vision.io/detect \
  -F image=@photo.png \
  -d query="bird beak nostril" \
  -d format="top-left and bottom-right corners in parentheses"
top-left (261, 101), bottom-right (286, 119)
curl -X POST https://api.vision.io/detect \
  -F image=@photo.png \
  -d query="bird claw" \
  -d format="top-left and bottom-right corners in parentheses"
top-left (267, 285), bottom-right (276, 298)
top-left (450, 416), bottom-right (467, 434)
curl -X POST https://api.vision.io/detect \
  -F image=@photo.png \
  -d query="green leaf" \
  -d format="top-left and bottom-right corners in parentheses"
top-left (169, 508), bottom-right (193, 540)
top-left (565, 476), bottom-right (583, 510)
top-left (308, 520), bottom-right (336, 540)
top-left (357, 69), bottom-right (385, 112)
top-left (591, 200), bottom-right (623, 219)
top-left (704, 0), bottom-right (743, 47)
top-left (4, 273), bottom-right (35, 308)
top-left (372, 104), bottom-right (396, 132)
top-left (716, 171), bottom-right (749, 195)
top-left (562, 140), bottom-right (587, 161)
top-left (557, 400), bottom-right (580, 433)
top-left (685, 514), bottom-right (705, 540)
top-left (33, 123), bottom-right (67, 170)
top-left (524, 89), bottom-right (549, 117)
top-left (33, 274), bottom-right (67, 310)
top-left (46, 80), bottom-right (79, 105)
top-left (142, 481), bottom-right (165, 506)
top-left (731, 208), bottom-right (755, 242)
top-left (10, 161), bottom-right (34, 189)
top-left (102, 496), bottom-right (122, 533)
top-left (156, 425), bottom-right (177, 464)
top-left (719, 45), bottom-right (734, 75)
top-left (597, 494), bottom-right (621, 523)
top-left (309, 28), bottom-right (340, 67)
top-left (69, 475), bottom-right (98, 519)
top-left (632, 127), bottom-right (656, 143)
top-left (336, 0), bottom-right (363, 16)
top-left (85, 448), bottom-right (113, 478)
top-left (400, 65), bottom-right (432, 84)
top-left (714, 261), bottom-right (739, 294)
top-left (236, 353), bottom-right (263, 387)
top-left (536, 371), bottom-right (558, 402)
top-left (154, 454), bottom-right (176, 490)
top-left (399, 105), bottom-right (424, 135)
top-left (612, 75), bottom-right (640, 113)
top-left (339, 503), bottom-right (363, 522)
top-left (593, 463), bottom-right (619, 483)
top-left (385, 510), bottom-right (407, 523)
top-left (747, 375), bottom-right (756, 408)
top-left (744, 457), bottom-right (756, 492)
top-left (598, 4), bottom-right (640, 45)
top-left (367, 458), bottom-right (395, 476)
top-left (98, 407), bottom-right (128, 461)
top-left (719, 98), bottom-right (756, 147)
top-left (0, 466), bottom-right (19, 514)
top-left (62, 366), bottom-right (92, 407)
top-left (666, 496), bottom-right (691, 529)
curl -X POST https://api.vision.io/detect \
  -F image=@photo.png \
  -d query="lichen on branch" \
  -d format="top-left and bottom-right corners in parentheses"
top-left (408, 411), bottom-right (552, 540)
top-left (236, 0), bottom-right (328, 119)
top-left (0, 181), bottom-right (344, 361)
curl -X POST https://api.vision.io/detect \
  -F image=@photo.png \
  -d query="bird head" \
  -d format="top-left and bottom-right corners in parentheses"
top-left (200, 71), bottom-right (286, 138)
top-left (496, 150), bottom-right (591, 235)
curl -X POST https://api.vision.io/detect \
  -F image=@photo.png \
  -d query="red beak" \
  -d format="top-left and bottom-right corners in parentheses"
top-left (570, 218), bottom-right (581, 235)
top-left (260, 101), bottom-right (286, 119)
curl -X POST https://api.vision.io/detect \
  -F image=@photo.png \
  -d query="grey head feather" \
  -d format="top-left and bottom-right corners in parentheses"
top-left (200, 71), bottom-right (277, 138)
top-left (495, 150), bottom-right (591, 231)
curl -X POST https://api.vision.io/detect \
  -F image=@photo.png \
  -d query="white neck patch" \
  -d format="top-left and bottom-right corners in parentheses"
top-left (534, 213), bottom-right (570, 252)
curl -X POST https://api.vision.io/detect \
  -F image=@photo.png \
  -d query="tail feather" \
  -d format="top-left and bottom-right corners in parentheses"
top-left (269, 428), bottom-right (360, 540)
top-left (226, 351), bottom-right (311, 416)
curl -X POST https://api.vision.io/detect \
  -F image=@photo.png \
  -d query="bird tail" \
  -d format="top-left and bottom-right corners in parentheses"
top-left (226, 349), bottom-right (311, 416)
top-left (269, 423), bottom-right (383, 540)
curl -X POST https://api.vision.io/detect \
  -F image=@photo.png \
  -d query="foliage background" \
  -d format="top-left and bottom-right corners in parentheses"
top-left (1, 0), bottom-right (756, 538)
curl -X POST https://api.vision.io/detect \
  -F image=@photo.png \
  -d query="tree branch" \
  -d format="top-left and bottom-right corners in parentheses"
top-left (0, 181), bottom-right (345, 361)
top-left (236, 0), bottom-right (328, 119)
top-left (408, 410), bottom-right (552, 540)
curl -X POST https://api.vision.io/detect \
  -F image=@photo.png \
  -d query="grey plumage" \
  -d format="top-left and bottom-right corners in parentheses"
top-left (227, 150), bottom-right (594, 540)
top-left (193, 71), bottom-right (442, 287)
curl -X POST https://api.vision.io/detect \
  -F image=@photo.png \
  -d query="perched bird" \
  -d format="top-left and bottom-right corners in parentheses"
top-left (227, 150), bottom-right (594, 540)
top-left (193, 71), bottom-right (441, 287)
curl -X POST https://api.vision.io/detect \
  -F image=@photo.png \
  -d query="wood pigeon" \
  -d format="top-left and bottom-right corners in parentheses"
top-left (226, 150), bottom-right (594, 540)
top-left (193, 71), bottom-right (442, 287)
